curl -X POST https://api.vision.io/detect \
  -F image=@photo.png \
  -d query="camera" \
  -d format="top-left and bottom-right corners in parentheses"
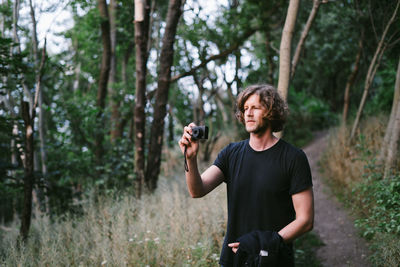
top-left (191, 126), bottom-right (209, 141)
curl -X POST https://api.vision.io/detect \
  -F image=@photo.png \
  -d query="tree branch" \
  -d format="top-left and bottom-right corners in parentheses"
top-left (170, 27), bottom-right (258, 82)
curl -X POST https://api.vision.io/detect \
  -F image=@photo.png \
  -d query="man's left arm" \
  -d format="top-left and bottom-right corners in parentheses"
top-left (278, 187), bottom-right (314, 243)
top-left (228, 187), bottom-right (314, 253)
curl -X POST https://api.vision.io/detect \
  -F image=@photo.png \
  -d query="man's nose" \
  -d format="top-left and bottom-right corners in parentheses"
top-left (246, 108), bottom-right (253, 116)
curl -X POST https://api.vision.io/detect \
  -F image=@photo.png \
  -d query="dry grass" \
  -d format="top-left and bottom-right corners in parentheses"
top-left (321, 115), bottom-right (387, 187)
top-left (0, 175), bottom-right (227, 266)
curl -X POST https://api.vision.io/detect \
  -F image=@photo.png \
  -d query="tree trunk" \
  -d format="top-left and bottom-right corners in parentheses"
top-left (384, 96), bottom-right (400, 178)
top-left (95, 0), bottom-right (111, 166)
top-left (380, 57), bottom-right (400, 161)
top-left (350, 0), bottom-right (399, 141)
top-left (122, 42), bottom-right (134, 88)
top-left (168, 106), bottom-right (174, 146)
top-left (19, 101), bottom-right (35, 242)
top-left (30, 0), bottom-right (49, 212)
top-left (15, 0), bottom-right (45, 241)
top-left (0, 0), bottom-right (4, 35)
top-left (109, 0), bottom-right (122, 142)
top-left (192, 73), bottom-right (206, 125)
top-left (265, 32), bottom-right (275, 85)
top-left (134, 0), bottom-right (151, 197)
top-left (380, 57), bottom-right (400, 177)
top-left (145, 0), bottom-right (182, 192)
top-left (342, 37), bottom-right (363, 126)
top-left (19, 48), bottom-right (44, 240)
top-left (234, 49), bottom-right (242, 91)
top-left (291, 0), bottom-right (322, 80)
top-left (277, 0), bottom-right (300, 102)
top-left (215, 91), bottom-right (229, 124)
top-left (12, 0), bottom-right (33, 110)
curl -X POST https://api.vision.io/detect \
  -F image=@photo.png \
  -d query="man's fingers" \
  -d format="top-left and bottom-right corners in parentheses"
top-left (228, 242), bottom-right (240, 247)
top-left (180, 123), bottom-right (198, 150)
top-left (228, 242), bottom-right (240, 254)
top-left (180, 137), bottom-right (189, 146)
top-left (184, 132), bottom-right (192, 141)
top-left (184, 125), bottom-right (193, 135)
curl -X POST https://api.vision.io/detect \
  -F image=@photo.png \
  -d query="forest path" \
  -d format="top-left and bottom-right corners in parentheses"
top-left (303, 131), bottom-right (371, 267)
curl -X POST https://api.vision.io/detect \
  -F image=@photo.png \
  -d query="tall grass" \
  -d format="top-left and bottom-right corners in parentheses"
top-left (321, 114), bottom-right (400, 266)
top-left (0, 176), bottom-right (227, 266)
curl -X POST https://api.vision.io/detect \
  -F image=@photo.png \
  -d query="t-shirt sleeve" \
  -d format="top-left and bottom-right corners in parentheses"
top-left (213, 143), bottom-right (231, 183)
top-left (289, 149), bottom-right (313, 195)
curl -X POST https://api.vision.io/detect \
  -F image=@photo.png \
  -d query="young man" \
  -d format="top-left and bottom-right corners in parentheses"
top-left (178, 84), bottom-right (314, 266)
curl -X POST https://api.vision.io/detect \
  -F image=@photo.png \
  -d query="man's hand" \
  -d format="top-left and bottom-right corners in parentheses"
top-left (179, 122), bottom-right (199, 159)
top-left (228, 242), bottom-right (240, 253)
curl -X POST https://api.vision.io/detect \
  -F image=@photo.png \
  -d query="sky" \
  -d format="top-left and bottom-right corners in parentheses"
top-left (19, 0), bottom-right (74, 54)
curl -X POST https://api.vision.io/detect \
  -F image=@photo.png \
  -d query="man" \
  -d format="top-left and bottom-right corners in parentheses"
top-left (178, 84), bottom-right (314, 266)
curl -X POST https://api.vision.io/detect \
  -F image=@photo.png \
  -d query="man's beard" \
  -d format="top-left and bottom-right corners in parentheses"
top-left (245, 118), bottom-right (269, 134)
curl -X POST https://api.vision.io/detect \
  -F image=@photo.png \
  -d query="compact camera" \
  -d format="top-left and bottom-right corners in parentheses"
top-left (191, 126), bottom-right (209, 141)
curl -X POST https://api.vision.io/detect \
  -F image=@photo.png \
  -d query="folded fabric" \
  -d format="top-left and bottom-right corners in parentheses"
top-left (233, 230), bottom-right (293, 267)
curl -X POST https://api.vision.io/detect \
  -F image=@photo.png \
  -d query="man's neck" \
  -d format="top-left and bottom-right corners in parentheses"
top-left (249, 130), bottom-right (279, 151)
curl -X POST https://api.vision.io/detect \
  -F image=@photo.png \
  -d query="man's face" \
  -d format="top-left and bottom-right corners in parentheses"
top-left (243, 94), bottom-right (269, 134)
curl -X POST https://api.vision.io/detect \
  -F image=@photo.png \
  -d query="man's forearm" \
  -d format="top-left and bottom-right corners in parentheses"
top-left (185, 157), bottom-right (206, 198)
top-left (278, 216), bottom-right (313, 243)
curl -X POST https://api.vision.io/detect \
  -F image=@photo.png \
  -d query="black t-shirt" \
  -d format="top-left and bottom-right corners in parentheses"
top-left (213, 139), bottom-right (312, 266)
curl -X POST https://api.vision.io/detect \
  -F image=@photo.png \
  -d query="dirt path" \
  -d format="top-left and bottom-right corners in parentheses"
top-left (303, 132), bottom-right (371, 267)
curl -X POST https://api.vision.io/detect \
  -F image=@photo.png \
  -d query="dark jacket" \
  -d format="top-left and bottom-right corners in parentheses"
top-left (233, 231), bottom-right (294, 267)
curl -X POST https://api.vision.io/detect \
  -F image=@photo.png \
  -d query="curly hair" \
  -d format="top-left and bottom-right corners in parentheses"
top-left (235, 84), bottom-right (289, 132)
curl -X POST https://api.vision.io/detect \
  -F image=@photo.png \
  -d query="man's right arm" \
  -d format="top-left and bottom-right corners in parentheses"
top-left (186, 160), bottom-right (224, 198)
top-left (179, 123), bottom-right (224, 198)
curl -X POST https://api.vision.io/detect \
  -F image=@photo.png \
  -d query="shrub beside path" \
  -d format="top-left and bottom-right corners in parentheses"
top-left (303, 131), bottom-right (371, 267)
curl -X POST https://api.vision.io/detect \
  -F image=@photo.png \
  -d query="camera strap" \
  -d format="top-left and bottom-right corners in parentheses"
top-left (184, 146), bottom-right (189, 172)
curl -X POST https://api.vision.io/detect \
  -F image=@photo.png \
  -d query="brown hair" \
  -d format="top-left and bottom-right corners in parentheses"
top-left (235, 84), bottom-right (289, 132)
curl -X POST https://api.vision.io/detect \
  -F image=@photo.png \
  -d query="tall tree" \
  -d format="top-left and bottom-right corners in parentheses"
top-left (380, 57), bottom-right (400, 178)
top-left (145, 0), bottom-right (183, 192)
top-left (134, 0), bottom-right (151, 197)
top-left (291, 0), bottom-right (326, 80)
top-left (342, 36), bottom-right (363, 125)
top-left (29, 0), bottom-right (49, 211)
top-left (10, 0), bottom-right (46, 242)
top-left (277, 0), bottom-right (300, 103)
top-left (95, 0), bottom-right (111, 166)
top-left (350, 0), bottom-right (400, 141)
top-left (109, 0), bottom-right (122, 142)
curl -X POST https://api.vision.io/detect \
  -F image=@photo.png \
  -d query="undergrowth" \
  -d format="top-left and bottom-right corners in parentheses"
top-left (0, 180), bottom-right (227, 266)
top-left (321, 115), bottom-right (400, 266)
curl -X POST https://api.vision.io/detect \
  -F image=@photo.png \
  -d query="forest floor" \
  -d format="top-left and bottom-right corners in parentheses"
top-left (303, 131), bottom-right (372, 267)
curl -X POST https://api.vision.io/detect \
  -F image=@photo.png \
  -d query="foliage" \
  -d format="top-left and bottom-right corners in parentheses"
top-left (353, 166), bottom-right (400, 239)
top-left (285, 89), bottom-right (338, 148)
top-left (365, 61), bottom-right (398, 115)
top-left (294, 232), bottom-right (324, 267)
